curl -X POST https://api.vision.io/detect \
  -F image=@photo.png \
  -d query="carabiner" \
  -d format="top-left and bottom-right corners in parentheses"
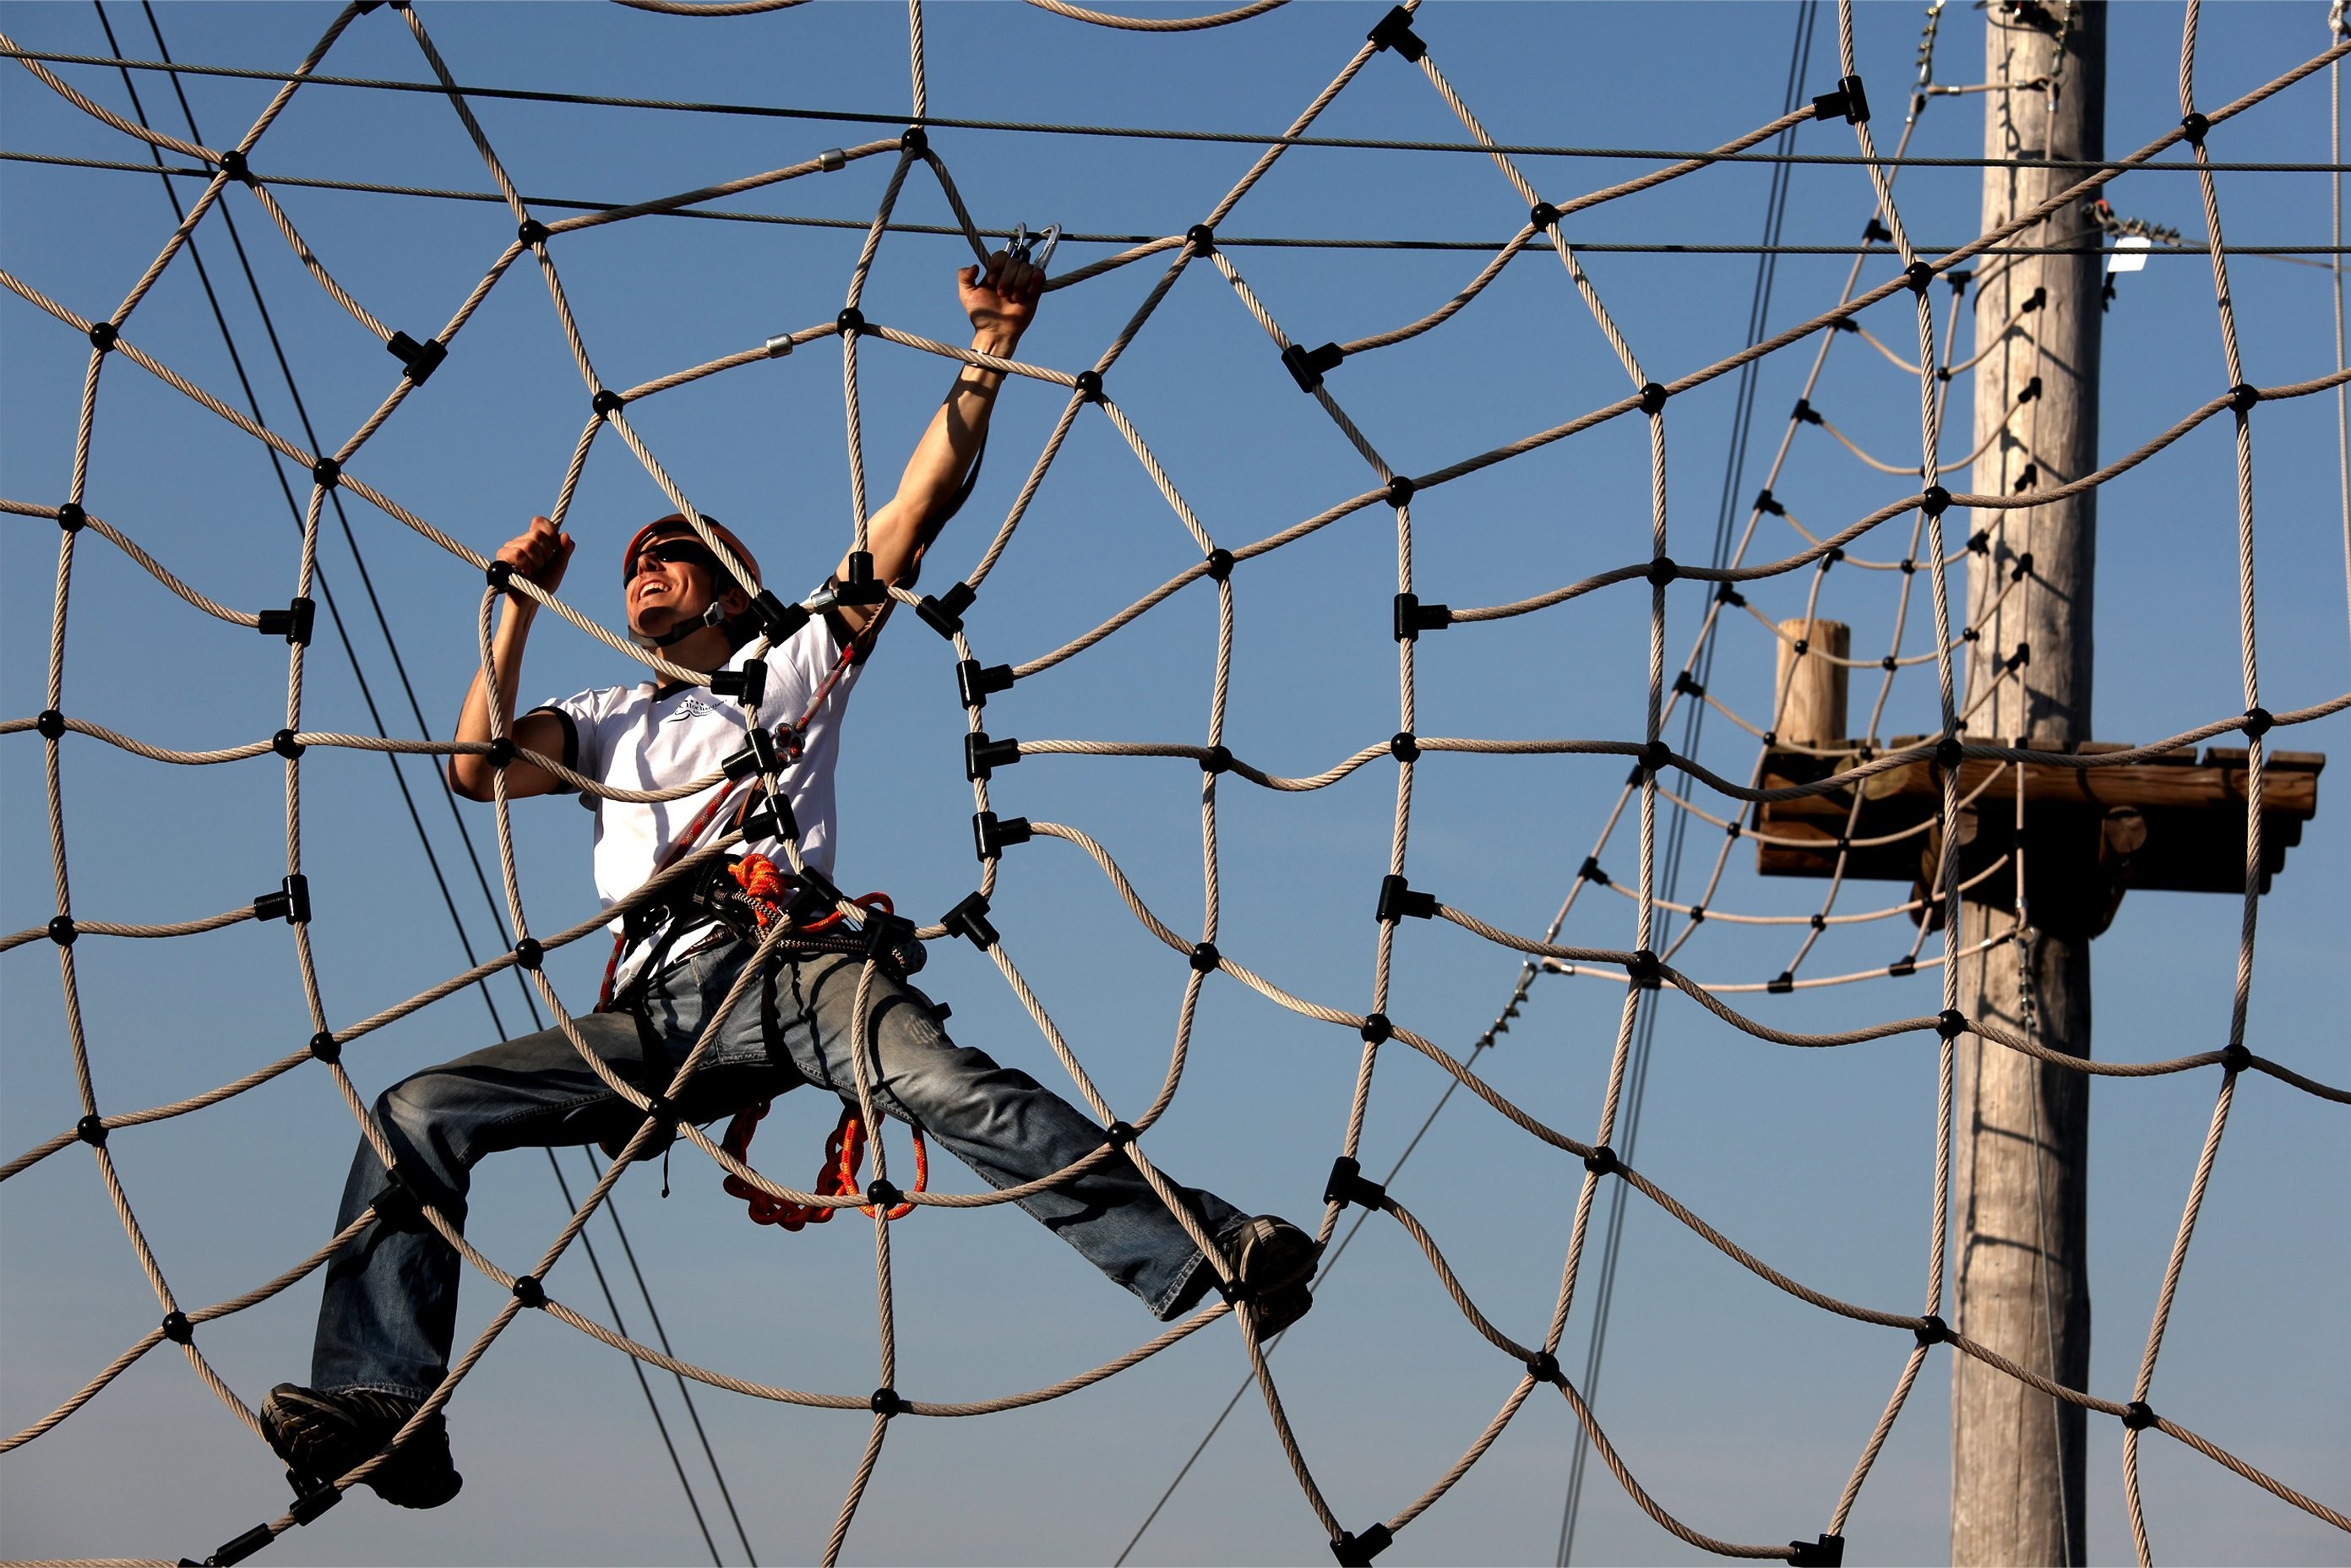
top-left (1004, 222), bottom-right (1060, 274)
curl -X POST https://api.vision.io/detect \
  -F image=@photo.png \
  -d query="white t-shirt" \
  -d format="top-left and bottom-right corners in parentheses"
top-left (530, 610), bottom-right (860, 988)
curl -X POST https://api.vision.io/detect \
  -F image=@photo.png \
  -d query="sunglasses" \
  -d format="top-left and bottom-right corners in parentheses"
top-left (629, 538), bottom-right (721, 581)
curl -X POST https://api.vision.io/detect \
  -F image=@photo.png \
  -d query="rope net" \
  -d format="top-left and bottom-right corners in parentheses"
top-left (2, 1), bottom-right (2346, 1563)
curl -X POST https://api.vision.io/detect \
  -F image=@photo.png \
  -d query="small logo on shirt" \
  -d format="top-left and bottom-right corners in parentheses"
top-left (664, 696), bottom-right (716, 723)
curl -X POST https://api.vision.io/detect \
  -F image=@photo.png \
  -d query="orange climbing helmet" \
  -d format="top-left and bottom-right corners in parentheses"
top-left (621, 512), bottom-right (762, 592)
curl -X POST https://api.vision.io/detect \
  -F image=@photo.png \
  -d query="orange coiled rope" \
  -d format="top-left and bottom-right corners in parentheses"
top-left (719, 1101), bottom-right (928, 1228)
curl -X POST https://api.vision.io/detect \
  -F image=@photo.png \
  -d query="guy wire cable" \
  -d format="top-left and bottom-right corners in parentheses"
top-left (1557, 3), bottom-right (1817, 1559)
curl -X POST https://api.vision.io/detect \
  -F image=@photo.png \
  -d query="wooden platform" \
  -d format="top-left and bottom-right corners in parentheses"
top-left (1752, 738), bottom-right (2325, 934)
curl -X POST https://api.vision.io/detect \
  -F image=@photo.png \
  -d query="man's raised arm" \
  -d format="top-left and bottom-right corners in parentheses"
top-left (835, 249), bottom-right (1045, 635)
top-left (449, 515), bottom-right (575, 801)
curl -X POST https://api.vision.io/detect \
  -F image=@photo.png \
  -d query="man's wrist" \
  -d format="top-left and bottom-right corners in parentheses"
top-left (971, 329), bottom-right (1020, 359)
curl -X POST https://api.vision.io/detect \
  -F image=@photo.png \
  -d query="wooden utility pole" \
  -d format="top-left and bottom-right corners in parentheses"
top-left (1954, 4), bottom-right (2104, 1562)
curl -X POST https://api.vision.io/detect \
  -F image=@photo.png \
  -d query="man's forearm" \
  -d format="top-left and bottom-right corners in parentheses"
top-left (450, 605), bottom-right (532, 791)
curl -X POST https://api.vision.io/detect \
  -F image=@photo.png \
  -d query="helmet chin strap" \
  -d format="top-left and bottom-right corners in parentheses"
top-left (630, 599), bottom-right (727, 651)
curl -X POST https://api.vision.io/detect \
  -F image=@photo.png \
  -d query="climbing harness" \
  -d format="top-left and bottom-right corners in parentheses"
top-left (718, 1100), bottom-right (930, 1228)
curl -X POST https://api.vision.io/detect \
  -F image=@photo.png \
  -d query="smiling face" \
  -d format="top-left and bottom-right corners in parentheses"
top-left (625, 529), bottom-right (748, 641)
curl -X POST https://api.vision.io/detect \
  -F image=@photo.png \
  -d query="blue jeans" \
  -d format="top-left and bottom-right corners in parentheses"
top-left (312, 939), bottom-right (1243, 1398)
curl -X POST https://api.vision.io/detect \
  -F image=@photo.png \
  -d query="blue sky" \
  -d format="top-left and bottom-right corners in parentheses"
top-left (3, 2), bottom-right (2347, 1564)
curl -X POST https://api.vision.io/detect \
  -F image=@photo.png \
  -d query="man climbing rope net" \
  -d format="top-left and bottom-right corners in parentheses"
top-left (259, 248), bottom-right (1318, 1511)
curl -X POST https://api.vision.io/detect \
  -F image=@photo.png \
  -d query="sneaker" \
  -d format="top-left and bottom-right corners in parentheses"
top-left (261, 1383), bottom-right (463, 1510)
top-left (1225, 1215), bottom-right (1319, 1342)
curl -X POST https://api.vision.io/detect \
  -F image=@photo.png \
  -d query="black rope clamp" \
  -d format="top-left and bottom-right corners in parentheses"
top-left (1625, 949), bottom-right (1663, 990)
top-left (871, 1384), bottom-right (908, 1415)
top-left (741, 788), bottom-right (799, 843)
top-left (253, 874), bottom-right (311, 925)
top-left (385, 330), bottom-right (448, 385)
top-left (956, 659), bottom-right (1015, 710)
top-left (2219, 1043), bottom-right (2251, 1074)
top-left (514, 937), bottom-right (544, 971)
top-left (1864, 217), bottom-right (1893, 244)
top-left (272, 728), bottom-right (305, 760)
top-left (1768, 972), bottom-right (1796, 994)
top-left (722, 727), bottom-right (781, 782)
top-left (1581, 853), bottom-right (1613, 881)
top-left (1331, 1522), bottom-right (1395, 1567)
top-left (37, 709), bottom-right (66, 739)
top-left (1903, 260), bottom-right (1935, 296)
top-left (1188, 941), bottom-right (1221, 974)
top-left (1530, 200), bottom-right (1562, 231)
top-left (162, 1309), bottom-right (193, 1343)
top-left (88, 320), bottom-right (118, 352)
top-left (204, 1522), bottom-right (279, 1568)
top-left (310, 1031), bottom-right (340, 1064)
top-left (1793, 397), bottom-right (1822, 425)
top-left (710, 660), bottom-right (767, 710)
top-left (1934, 734), bottom-right (1963, 770)
top-left (1390, 732), bottom-right (1418, 762)
top-left (57, 501), bottom-right (86, 533)
top-left (1376, 874), bottom-right (1436, 923)
top-left (511, 1274), bottom-right (547, 1308)
top-left (1365, 3), bottom-right (1425, 61)
top-left (1393, 591), bottom-right (1451, 641)
top-left (900, 124), bottom-right (929, 156)
top-left (2123, 1400), bottom-right (2158, 1431)
top-left (836, 306), bottom-right (866, 338)
top-left (834, 550), bottom-right (888, 607)
top-left (1789, 1534), bottom-right (1846, 1568)
top-left (1282, 340), bottom-right (1346, 394)
top-left (1914, 1313), bottom-right (1949, 1347)
top-left (2229, 382), bottom-right (2260, 413)
top-left (965, 731), bottom-right (1021, 781)
top-left (1639, 382), bottom-right (1668, 415)
top-left (1184, 224), bottom-right (1216, 256)
top-left (1358, 1012), bottom-right (1393, 1044)
top-left (2179, 112), bottom-right (2209, 147)
top-left (1205, 547), bottom-right (1235, 581)
top-left (1102, 1120), bottom-right (1135, 1148)
top-left (917, 580), bottom-right (977, 640)
top-left (311, 456), bottom-right (340, 487)
top-left (518, 218), bottom-right (550, 247)
top-left (1525, 1349), bottom-right (1565, 1386)
top-left (942, 891), bottom-right (999, 950)
top-left (217, 149), bottom-right (252, 185)
top-left (1936, 1008), bottom-right (1967, 1039)
top-left (286, 1478), bottom-right (343, 1526)
top-left (752, 590), bottom-right (812, 645)
top-left (1582, 1145), bottom-right (1619, 1176)
top-left (1921, 485), bottom-right (1952, 518)
top-left (782, 867), bottom-right (845, 927)
top-left (591, 389), bottom-right (623, 417)
top-left (1385, 474), bottom-right (1415, 508)
top-left (257, 596), bottom-right (316, 646)
top-left (865, 1177), bottom-right (901, 1208)
top-left (1201, 745), bottom-right (1233, 775)
top-left (1325, 1155), bottom-right (1387, 1211)
top-left (1075, 368), bottom-right (1104, 402)
top-left (1639, 739), bottom-right (1672, 775)
top-left (1888, 956), bottom-right (1918, 977)
top-left (1812, 73), bottom-right (1871, 125)
top-left (76, 1113), bottom-right (106, 1146)
top-left (972, 810), bottom-right (1031, 861)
